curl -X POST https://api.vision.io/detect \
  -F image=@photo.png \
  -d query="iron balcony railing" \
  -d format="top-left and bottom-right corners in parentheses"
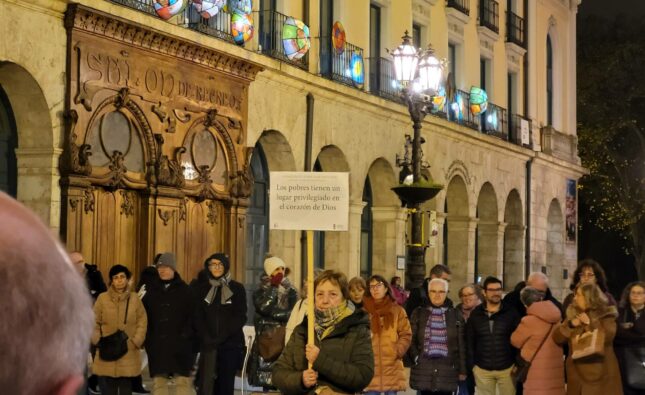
top-left (110, 0), bottom-right (155, 15)
top-left (367, 57), bottom-right (401, 102)
top-left (259, 10), bottom-right (309, 70)
top-left (481, 102), bottom-right (508, 139)
top-left (447, 89), bottom-right (481, 130)
top-left (447, 0), bottom-right (470, 16)
top-left (480, 0), bottom-right (499, 33)
top-left (176, 6), bottom-right (235, 43)
top-left (507, 11), bottom-right (526, 47)
top-left (509, 113), bottom-right (533, 148)
top-left (320, 41), bottom-right (364, 89)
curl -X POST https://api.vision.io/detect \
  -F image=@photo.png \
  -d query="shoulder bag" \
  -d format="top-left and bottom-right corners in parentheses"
top-left (512, 323), bottom-right (554, 386)
top-left (571, 323), bottom-right (605, 360)
top-left (98, 295), bottom-right (130, 362)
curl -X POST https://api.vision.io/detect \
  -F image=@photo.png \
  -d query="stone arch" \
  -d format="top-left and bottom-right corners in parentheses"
top-left (444, 175), bottom-right (473, 293)
top-left (476, 182), bottom-right (501, 281)
top-left (315, 145), bottom-right (352, 274)
top-left (547, 198), bottom-right (565, 299)
top-left (0, 62), bottom-right (56, 225)
top-left (365, 158), bottom-right (402, 280)
top-left (0, 86), bottom-right (17, 197)
top-left (503, 189), bottom-right (524, 290)
top-left (253, 130), bottom-right (298, 290)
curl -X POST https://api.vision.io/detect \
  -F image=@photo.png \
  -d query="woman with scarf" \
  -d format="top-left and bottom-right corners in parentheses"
top-left (248, 255), bottom-right (298, 390)
top-left (552, 282), bottom-right (621, 395)
top-left (408, 278), bottom-right (466, 395)
top-left (191, 253), bottom-right (247, 395)
top-left (363, 274), bottom-right (412, 394)
top-left (615, 281), bottom-right (645, 395)
top-left (273, 270), bottom-right (374, 394)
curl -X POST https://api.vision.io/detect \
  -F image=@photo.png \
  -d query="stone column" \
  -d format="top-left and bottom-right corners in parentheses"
top-left (477, 221), bottom-right (507, 280)
top-left (15, 147), bottom-right (62, 232)
top-left (446, 215), bottom-right (477, 298)
top-left (371, 206), bottom-right (407, 281)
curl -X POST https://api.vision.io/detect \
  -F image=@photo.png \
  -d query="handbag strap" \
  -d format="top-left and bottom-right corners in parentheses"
top-left (123, 294), bottom-right (130, 325)
top-left (528, 323), bottom-right (554, 363)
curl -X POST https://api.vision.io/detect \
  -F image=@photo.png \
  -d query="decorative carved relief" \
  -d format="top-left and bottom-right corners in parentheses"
top-left (83, 189), bottom-right (95, 213)
top-left (120, 190), bottom-right (135, 217)
top-left (445, 160), bottom-right (473, 186)
top-left (63, 110), bottom-right (93, 176)
top-left (238, 216), bottom-right (245, 229)
top-left (206, 201), bottom-right (218, 225)
top-left (178, 198), bottom-right (187, 222)
top-left (229, 169), bottom-right (253, 198)
top-left (153, 102), bottom-right (176, 133)
top-left (154, 134), bottom-right (186, 188)
top-left (158, 209), bottom-right (173, 226)
top-left (106, 151), bottom-right (127, 188)
top-left (69, 198), bottom-right (79, 212)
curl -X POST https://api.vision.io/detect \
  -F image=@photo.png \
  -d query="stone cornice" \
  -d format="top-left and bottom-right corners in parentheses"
top-left (64, 4), bottom-right (264, 82)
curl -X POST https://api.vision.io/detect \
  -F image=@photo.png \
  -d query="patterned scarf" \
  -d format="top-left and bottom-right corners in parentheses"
top-left (205, 272), bottom-right (233, 305)
top-left (314, 300), bottom-right (355, 340)
top-left (423, 307), bottom-right (449, 358)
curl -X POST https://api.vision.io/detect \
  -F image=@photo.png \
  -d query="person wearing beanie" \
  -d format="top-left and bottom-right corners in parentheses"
top-left (247, 255), bottom-right (298, 390)
top-left (91, 264), bottom-right (147, 395)
top-left (140, 253), bottom-right (196, 395)
top-left (190, 253), bottom-right (247, 395)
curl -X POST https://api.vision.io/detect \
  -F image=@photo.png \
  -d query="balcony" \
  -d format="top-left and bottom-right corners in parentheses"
top-left (447, 0), bottom-right (470, 16)
top-left (320, 41), bottom-right (364, 89)
top-left (259, 10), bottom-right (309, 70)
top-left (447, 89), bottom-right (481, 130)
top-left (367, 57), bottom-right (401, 102)
top-left (507, 11), bottom-right (526, 48)
top-left (509, 114), bottom-right (533, 148)
top-left (479, 0), bottom-right (499, 34)
top-left (481, 102), bottom-right (508, 139)
top-left (110, 0), bottom-right (155, 15)
top-left (176, 6), bottom-right (235, 43)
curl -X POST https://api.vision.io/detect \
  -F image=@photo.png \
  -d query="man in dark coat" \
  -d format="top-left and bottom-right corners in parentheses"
top-left (141, 252), bottom-right (196, 395)
top-left (503, 272), bottom-right (564, 319)
top-left (191, 253), bottom-right (247, 395)
top-left (466, 276), bottom-right (520, 395)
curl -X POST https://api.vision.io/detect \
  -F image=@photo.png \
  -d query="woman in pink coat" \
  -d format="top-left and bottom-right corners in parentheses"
top-left (511, 287), bottom-right (565, 395)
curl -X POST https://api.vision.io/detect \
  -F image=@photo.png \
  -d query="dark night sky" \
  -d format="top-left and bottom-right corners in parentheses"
top-left (579, 0), bottom-right (645, 17)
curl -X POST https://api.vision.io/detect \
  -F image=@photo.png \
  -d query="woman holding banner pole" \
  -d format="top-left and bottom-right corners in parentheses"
top-left (272, 270), bottom-right (374, 394)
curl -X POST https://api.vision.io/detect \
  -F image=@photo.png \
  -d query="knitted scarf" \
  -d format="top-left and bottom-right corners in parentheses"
top-left (314, 300), bottom-right (355, 340)
top-left (205, 272), bottom-right (233, 305)
top-left (363, 296), bottom-right (396, 335)
top-left (423, 306), bottom-right (449, 358)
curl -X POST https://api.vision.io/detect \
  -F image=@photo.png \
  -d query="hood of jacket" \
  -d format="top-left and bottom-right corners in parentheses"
top-left (526, 300), bottom-right (561, 324)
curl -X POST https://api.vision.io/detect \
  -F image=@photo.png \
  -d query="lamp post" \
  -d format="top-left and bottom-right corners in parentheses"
top-left (391, 32), bottom-right (446, 290)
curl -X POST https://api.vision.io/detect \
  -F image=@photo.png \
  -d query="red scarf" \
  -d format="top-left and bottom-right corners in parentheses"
top-left (363, 296), bottom-right (396, 334)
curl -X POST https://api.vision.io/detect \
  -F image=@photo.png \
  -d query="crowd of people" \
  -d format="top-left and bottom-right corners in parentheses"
top-left (2, 191), bottom-right (644, 395)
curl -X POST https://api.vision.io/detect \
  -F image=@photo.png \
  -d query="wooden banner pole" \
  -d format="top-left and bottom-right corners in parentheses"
top-left (307, 229), bottom-right (315, 369)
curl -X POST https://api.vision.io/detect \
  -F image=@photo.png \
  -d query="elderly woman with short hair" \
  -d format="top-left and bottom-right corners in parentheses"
top-left (409, 278), bottom-right (466, 395)
top-left (510, 287), bottom-right (565, 395)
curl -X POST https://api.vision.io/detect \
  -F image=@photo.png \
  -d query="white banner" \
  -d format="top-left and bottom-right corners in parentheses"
top-left (269, 172), bottom-right (349, 231)
top-left (520, 119), bottom-right (530, 145)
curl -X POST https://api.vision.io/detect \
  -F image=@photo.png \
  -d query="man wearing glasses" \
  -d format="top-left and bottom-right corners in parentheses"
top-left (466, 276), bottom-right (520, 395)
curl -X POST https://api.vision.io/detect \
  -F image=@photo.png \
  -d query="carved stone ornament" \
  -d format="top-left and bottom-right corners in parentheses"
top-left (64, 4), bottom-right (264, 82)
top-left (178, 198), bottom-right (187, 222)
top-left (158, 209), bottom-right (173, 226)
top-left (120, 190), bottom-right (135, 217)
top-left (69, 198), bottom-right (79, 212)
top-left (106, 150), bottom-right (128, 188)
top-left (154, 134), bottom-right (186, 188)
top-left (206, 201), bottom-right (218, 225)
top-left (196, 165), bottom-right (216, 201)
top-left (229, 169), bottom-right (253, 198)
top-left (63, 110), bottom-right (92, 176)
top-left (83, 189), bottom-right (95, 213)
top-left (153, 102), bottom-right (176, 133)
top-left (238, 216), bottom-right (245, 229)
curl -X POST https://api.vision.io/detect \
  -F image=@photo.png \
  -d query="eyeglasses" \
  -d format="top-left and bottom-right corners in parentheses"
top-left (369, 282), bottom-right (384, 290)
top-left (485, 288), bottom-right (503, 293)
top-left (208, 262), bottom-right (225, 269)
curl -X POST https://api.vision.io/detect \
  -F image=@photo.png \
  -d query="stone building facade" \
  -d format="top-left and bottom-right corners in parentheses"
top-left (0, 0), bottom-right (585, 299)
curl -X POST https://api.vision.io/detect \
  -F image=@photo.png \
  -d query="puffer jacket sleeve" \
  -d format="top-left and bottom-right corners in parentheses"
top-left (465, 313), bottom-right (475, 369)
top-left (510, 316), bottom-right (531, 350)
top-left (91, 294), bottom-right (105, 346)
top-left (312, 324), bottom-right (375, 392)
top-left (456, 311), bottom-right (467, 375)
top-left (130, 295), bottom-right (147, 348)
top-left (272, 328), bottom-right (308, 395)
top-left (395, 306), bottom-right (412, 358)
top-left (408, 307), bottom-right (422, 363)
top-left (254, 285), bottom-right (295, 322)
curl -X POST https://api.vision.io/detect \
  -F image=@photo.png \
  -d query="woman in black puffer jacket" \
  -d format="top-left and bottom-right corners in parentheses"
top-left (191, 253), bottom-right (247, 395)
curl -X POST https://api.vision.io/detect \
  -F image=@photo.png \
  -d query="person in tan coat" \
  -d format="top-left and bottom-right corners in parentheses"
top-left (363, 274), bottom-right (412, 394)
top-left (510, 287), bottom-right (565, 395)
top-left (553, 283), bottom-right (622, 395)
top-left (92, 264), bottom-right (148, 395)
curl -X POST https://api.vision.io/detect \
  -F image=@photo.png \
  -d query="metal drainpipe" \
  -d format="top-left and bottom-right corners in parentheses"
top-left (525, 157), bottom-right (533, 278)
top-left (300, 93), bottom-right (315, 278)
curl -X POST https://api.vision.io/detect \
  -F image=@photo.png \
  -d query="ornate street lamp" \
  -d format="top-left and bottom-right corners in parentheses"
top-left (391, 32), bottom-right (446, 290)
